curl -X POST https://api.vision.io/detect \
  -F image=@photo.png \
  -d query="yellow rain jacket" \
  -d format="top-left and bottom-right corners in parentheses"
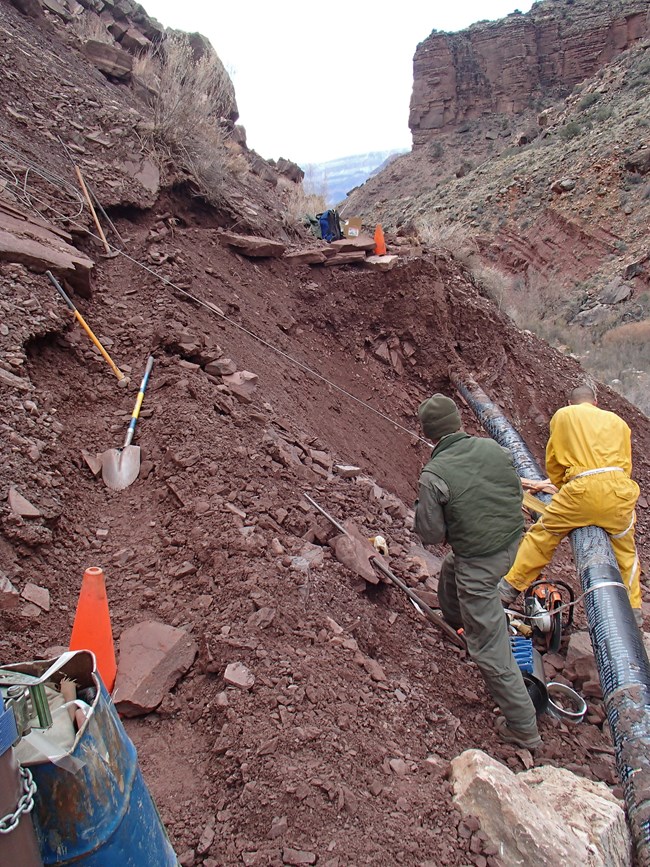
top-left (505, 402), bottom-right (642, 609)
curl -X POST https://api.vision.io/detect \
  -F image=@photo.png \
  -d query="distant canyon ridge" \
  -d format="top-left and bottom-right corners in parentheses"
top-left (409, 0), bottom-right (650, 147)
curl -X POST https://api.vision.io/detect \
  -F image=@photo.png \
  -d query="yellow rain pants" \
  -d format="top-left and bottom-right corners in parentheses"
top-left (505, 402), bottom-right (642, 609)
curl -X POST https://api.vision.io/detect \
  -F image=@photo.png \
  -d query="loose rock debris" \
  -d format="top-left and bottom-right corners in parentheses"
top-left (2, 1), bottom-right (650, 862)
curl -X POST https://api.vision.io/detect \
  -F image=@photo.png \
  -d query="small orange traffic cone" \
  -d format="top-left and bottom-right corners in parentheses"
top-left (374, 224), bottom-right (386, 256)
top-left (69, 566), bottom-right (117, 691)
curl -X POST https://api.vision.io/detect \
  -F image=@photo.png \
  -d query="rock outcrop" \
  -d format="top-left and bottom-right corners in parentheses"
top-left (409, 0), bottom-right (650, 146)
top-left (451, 749), bottom-right (632, 867)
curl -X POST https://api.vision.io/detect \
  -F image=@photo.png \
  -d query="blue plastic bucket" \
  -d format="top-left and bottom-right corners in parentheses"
top-left (3, 651), bottom-right (178, 866)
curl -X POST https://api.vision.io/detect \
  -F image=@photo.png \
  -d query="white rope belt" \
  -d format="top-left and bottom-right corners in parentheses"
top-left (610, 513), bottom-right (636, 539)
top-left (572, 466), bottom-right (625, 479)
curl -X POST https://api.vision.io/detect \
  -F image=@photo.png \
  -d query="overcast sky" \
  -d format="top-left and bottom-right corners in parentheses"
top-left (143, 0), bottom-right (535, 165)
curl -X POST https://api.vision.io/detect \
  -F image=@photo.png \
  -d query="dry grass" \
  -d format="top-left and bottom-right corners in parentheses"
top-left (139, 34), bottom-right (237, 205)
top-left (151, 35), bottom-right (233, 148)
top-left (133, 51), bottom-right (162, 94)
top-left (415, 214), bottom-right (479, 266)
top-left (466, 260), bottom-right (650, 415)
top-left (278, 176), bottom-right (327, 220)
top-left (602, 320), bottom-right (650, 346)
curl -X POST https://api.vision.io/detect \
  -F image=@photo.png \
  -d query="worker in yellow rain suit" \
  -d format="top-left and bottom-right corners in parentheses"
top-left (498, 386), bottom-right (643, 626)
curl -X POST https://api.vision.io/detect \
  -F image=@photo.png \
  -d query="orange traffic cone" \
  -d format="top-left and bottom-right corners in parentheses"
top-left (69, 566), bottom-right (117, 691)
top-left (374, 224), bottom-right (386, 256)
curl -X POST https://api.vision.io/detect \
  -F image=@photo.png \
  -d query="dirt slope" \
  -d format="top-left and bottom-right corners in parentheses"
top-left (3, 223), bottom-right (650, 864)
top-left (3, 1), bottom-right (650, 865)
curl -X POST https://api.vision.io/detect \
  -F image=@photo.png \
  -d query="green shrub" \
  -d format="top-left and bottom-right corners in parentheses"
top-left (578, 92), bottom-right (601, 111)
top-left (559, 122), bottom-right (583, 141)
top-left (593, 106), bottom-right (613, 122)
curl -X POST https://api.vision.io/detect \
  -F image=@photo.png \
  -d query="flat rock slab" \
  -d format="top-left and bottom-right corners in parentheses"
top-left (330, 235), bottom-right (376, 253)
top-left (205, 358), bottom-right (237, 376)
top-left (320, 251), bottom-right (367, 267)
top-left (284, 250), bottom-right (327, 265)
top-left (219, 231), bottom-right (286, 258)
top-left (0, 209), bottom-right (94, 295)
top-left (365, 254), bottom-right (399, 271)
top-left (21, 582), bottom-right (50, 612)
top-left (8, 486), bottom-right (41, 518)
top-left (222, 370), bottom-right (258, 403)
top-left (113, 621), bottom-right (198, 716)
top-left (224, 661), bottom-right (255, 690)
top-left (0, 367), bottom-right (31, 392)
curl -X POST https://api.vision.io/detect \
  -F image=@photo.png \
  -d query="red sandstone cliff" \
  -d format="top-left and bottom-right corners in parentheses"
top-left (410, 0), bottom-right (650, 146)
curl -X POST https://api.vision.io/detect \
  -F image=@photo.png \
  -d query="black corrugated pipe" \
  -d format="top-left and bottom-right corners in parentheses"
top-left (450, 371), bottom-right (650, 864)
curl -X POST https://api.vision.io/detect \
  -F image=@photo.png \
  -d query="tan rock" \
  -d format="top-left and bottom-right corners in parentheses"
top-left (521, 765), bottom-right (632, 867)
top-left (222, 370), bottom-right (258, 403)
top-left (330, 235), bottom-right (376, 253)
top-left (364, 254), bottom-right (399, 271)
top-left (333, 464), bottom-right (361, 478)
top-left (8, 486), bottom-right (41, 518)
top-left (328, 520), bottom-right (384, 585)
top-left (205, 358), bottom-right (237, 376)
top-left (122, 158), bottom-right (160, 197)
top-left (224, 661), bottom-right (255, 690)
top-left (321, 251), bottom-right (367, 267)
top-left (452, 749), bottom-right (629, 867)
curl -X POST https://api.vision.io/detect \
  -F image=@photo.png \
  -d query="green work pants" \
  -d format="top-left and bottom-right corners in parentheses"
top-left (438, 538), bottom-right (538, 735)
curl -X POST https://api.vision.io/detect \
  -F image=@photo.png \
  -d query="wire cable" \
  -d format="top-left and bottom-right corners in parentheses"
top-left (0, 138), bottom-right (85, 221)
top-left (1, 144), bottom-right (433, 446)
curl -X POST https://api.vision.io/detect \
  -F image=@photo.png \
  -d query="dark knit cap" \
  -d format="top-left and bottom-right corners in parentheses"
top-left (418, 394), bottom-right (461, 440)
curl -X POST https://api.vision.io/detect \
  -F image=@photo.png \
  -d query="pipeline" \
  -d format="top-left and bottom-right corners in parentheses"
top-left (451, 372), bottom-right (650, 864)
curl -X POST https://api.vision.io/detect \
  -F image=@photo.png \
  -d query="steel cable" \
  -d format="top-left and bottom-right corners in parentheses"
top-left (0, 144), bottom-right (432, 445)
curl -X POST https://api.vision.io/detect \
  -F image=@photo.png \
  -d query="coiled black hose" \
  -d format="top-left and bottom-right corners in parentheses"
top-left (451, 372), bottom-right (650, 864)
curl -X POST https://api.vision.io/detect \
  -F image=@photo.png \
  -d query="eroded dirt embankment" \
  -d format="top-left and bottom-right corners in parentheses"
top-left (2, 208), bottom-right (650, 864)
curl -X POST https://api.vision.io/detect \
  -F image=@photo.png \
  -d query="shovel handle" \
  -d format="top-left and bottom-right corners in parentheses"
top-left (124, 355), bottom-right (154, 447)
top-left (46, 271), bottom-right (124, 381)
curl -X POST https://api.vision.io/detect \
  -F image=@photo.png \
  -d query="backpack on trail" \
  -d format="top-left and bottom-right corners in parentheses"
top-left (317, 209), bottom-right (343, 243)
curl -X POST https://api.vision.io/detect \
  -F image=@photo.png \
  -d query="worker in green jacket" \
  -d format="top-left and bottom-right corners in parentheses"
top-left (414, 394), bottom-right (541, 750)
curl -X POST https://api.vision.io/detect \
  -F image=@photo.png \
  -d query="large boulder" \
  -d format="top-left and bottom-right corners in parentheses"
top-left (521, 765), bottom-right (632, 867)
top-left (625, 148), bottom-right (650, 176)
top-left (451, 749), bottom-right (631, 867)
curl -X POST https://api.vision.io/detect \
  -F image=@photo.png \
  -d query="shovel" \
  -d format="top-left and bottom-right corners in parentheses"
top-left (102, 355), bottom-right (154, 490)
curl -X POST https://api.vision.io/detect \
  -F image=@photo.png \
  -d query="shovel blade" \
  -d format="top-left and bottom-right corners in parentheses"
top-left (101, 445), bottom-right (141, 491)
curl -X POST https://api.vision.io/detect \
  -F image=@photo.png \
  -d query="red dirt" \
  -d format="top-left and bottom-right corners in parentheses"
top-left (3, 229), bottom-right (650, 865)
top-left (2, 2), bottom-right (650, 864)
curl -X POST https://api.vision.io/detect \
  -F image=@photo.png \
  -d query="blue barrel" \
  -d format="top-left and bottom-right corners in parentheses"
top-left (10, 652), bottom-right (178, 866)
